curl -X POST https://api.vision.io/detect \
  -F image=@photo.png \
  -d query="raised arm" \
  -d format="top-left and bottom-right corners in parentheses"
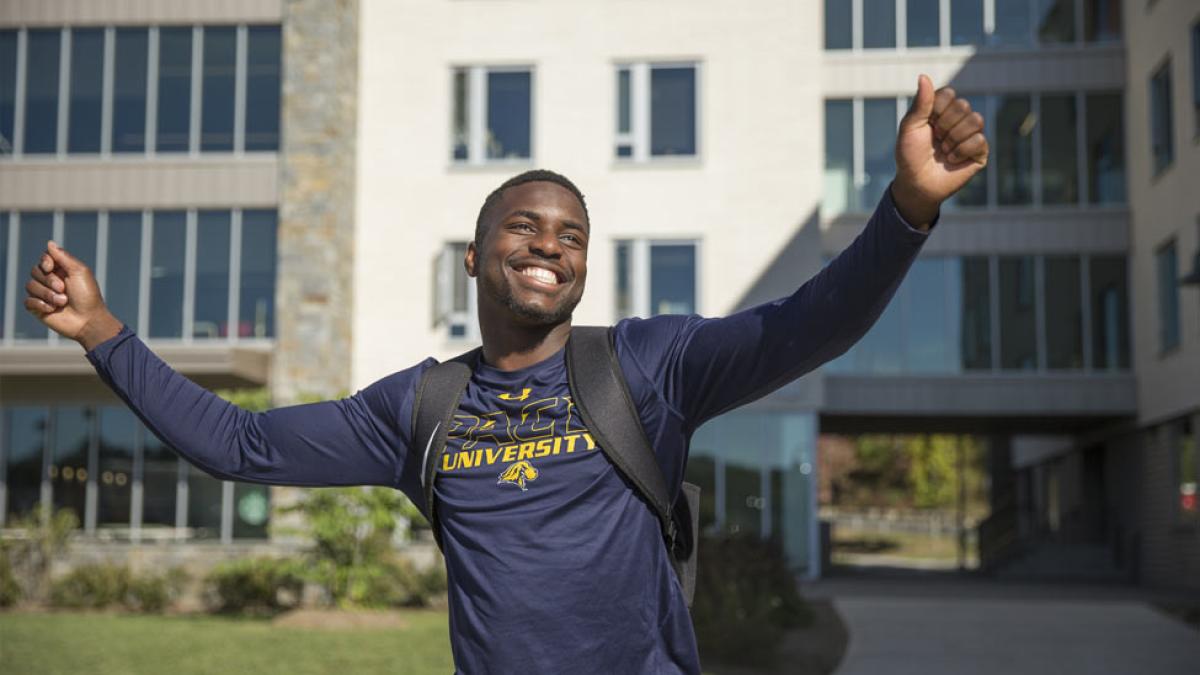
top-left (633, 75), bottom-right (989, 431)
top-left (25, 240), bottom-right (423, 489)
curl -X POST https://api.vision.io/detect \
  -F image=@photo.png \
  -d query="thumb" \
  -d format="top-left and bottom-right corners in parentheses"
top-left (900, 74), bottom-right (935, 130)
top-left (46, 240), bottom-right (86, 275)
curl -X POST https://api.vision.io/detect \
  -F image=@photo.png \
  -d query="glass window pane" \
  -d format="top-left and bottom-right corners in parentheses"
top-left (960, 256), bottom-right (992, 370)
top-left (1044, 256), bottom-right (1082, 369)
top-left (97, 407), bottom-right (135, 528)
top-left (1156, 242), bottom-right (1180, 352)
top-left (106, 211), bottom-right (142, 329)
top-left (0, 216), bottom-right (7, 338)
top-left (994, 0), bottom-right (1032, 46)
top-left (996, 95), bottom-right (1033, 205)
top-left (245, 26), bottom-right (281, 151)
top-left (156, 27), bottom-right (193, 152)
top-left (1037, 0), bottom-right (1074, 43)
top-left (0, 30), bottom-right (16, 154)
top-left (140, 425), bottom-right (177, 528)
top-left (240, 209), bottom-right (277, 338)
top-left (15, 213), bottom-right (53, 340)
top-left (485, 70), bottom-right (531, 160)
top-left (863, 0), bottom-right (897, 48)
top-left (186, 464), bottom-right (223, 539)
top-left (1150, 61), bottom-right (1174, 176)
top-left (1086, 93), bottom-right (1125, 204)
top-left (51, 407), bottom-right (91, 528)
top-left (5, 407), bottom-right (48, 521)
top-left (233, 482), bottom-right (270, 539)
top-left (1000, 256), bottom-right (1037, 370)
top-left (824, 99), bottom-right (854, 215)
top-left (194, 210), bottom-right (231, 338)
top-left (149, 210), bottom-right (186, 338)
top-left (63, 211), bottom-right (98, 272)
top-left (615, 241), bottom-right (632, 319)
top-left (1089, 256), bottom-right (1129, 371)
top-left (1084, 0), bottom-right (1121, 43)
top-left (906, 258), bottom-right (954, 372)
top-left (452, 68), bottom-right (467, 161)
top-left (68, 28), bottom-right (104, 153)
top-left (617, 68), bottom-right (631, 133)
top-left (113, 28), bottom-right (148, 153)
top-left (650, 67), bottom-right (696, 157)
top-left (852, 289), bottom-right (905, 373)
top-left (1041, 94), bottom-right (1078, 205)
top-left (24, 29), bottom-right (61, 154)
top-left (200, 26), bottom-right (236, 152)
top-left (863, 98), bottom-right (897, 210)
top-left (825, 0), bottom-right (853, 49)
top-left (951, 0), bottom-right (985, 45)
top-left (907, 0), bottom-right (941, 47)
top-left (650, 244), bottom-right (695, 315)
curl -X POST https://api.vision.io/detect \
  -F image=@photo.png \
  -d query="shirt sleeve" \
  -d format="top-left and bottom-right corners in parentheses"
top-left (619, 184), bottom-right (936, 433)
top-left (85, 323), bottom-right (425, 489)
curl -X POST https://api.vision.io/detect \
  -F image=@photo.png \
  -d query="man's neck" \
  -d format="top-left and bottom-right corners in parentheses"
top-left (478, 317), bottom-right (572, 372)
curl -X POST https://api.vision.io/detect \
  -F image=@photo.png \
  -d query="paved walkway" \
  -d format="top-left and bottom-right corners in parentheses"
top-left (806, 576), bottom-right (1200, 675)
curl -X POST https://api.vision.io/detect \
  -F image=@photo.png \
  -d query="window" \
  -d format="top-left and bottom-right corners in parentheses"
top-left (1086, 93), bottom-right (1125, 204)
top-left (615, 63), bottom-right (698, 160)
top-left (994, 0), bottom-right (1033, 46)
top-left (951, 0), bottom-right (986, 45)
top-left (825, 0), bottom-right (852, 49)
top-left (863, 0), bottom-right (897, 49)
top-left (3, 407), bottom-right (48, 523)
top-left (2, 208), bottom-right (277, 343)
top-left (1150, 59), bottom-right (1174, 176)
top-left (1178, 417), bottom-right (1198, 523)
top-left (1, 24), bottom-right (281, 158)
top-left (434, 242), bottom-right (478, 340)
top-left (996, 94), bottom-right (1034, 205)
top-left (822, 97), bottom-right (902, 215)
top-left (1044, 256), bottom-right (1083, 369)
top-left (1156, 240), bottom-right (1181, 353)
top-left (1037, 0), bottom-right (1075, 44)
top-left (907, 0), bottom-right (941, 47)
top-left (614, 240), bottom-right (698, 319)
top-left (97, 406), bottom-right (136, 527)
top-left (452, 66), bottom-right (533, 164)
top-left (51, 407), bottom-right (90, 526)
top-left (1192, 21), bottom-right (1199, 138)
top-left (1084, 0), bottom-right (1121, 43)
top-left (961, 256), bottom-right (993, 370)
top-left (1089, 255), bottom-right (1129, 370)
top-left (999, 256), bottom-right (1037, 370)
top-left (1040, 94), bottom-right (1078, 205)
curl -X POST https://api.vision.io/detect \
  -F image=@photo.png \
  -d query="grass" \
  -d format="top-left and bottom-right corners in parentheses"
top-left (0, 609), bottom-right (455, 675)
top-left (831, 528), bottom-right (979, 568)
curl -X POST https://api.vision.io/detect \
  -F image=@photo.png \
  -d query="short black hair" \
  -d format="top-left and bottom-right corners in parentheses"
top-left (474, 169), bottom-right (589, 250)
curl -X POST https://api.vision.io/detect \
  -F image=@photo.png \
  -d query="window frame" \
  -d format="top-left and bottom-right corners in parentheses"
top-left (613, 60), bottom-right (702, 163)
top-left (613, 238), bottom-right (702, 320)
top-left (0, 23), bottom-right (279, 161)
top-left (449, 64), bottom-right (535, 167)
top-left (434, 241), bottom-right (479, 342)
top-left (1149, 56), bottom-right (1175, 177)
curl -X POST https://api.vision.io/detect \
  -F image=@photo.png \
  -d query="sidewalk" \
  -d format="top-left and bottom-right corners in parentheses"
top-left (804, 575), bottom-right (1200, 675)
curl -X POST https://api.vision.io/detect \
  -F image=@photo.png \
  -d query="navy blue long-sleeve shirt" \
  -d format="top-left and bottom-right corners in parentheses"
top-left (85, 187), bottom-right (933, 673)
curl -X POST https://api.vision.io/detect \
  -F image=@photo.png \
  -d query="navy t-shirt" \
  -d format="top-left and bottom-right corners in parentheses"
top-left (85, 188), bottom-right (932, 673)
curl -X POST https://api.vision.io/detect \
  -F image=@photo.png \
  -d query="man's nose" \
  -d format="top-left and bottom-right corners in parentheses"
top-left (529, 230), bottom-right (562, 257)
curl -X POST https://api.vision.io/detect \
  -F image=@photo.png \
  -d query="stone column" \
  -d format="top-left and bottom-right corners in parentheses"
top-left (271, 0), bottom-right (360, 544)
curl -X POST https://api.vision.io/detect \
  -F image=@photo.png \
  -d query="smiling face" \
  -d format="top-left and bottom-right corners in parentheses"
top-left (466, 181), bottom-right (590, 327)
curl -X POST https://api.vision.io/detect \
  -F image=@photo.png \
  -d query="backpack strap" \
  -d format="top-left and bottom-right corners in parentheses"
top-left (412, 347), bottom-right (480, 551)
top-left (564, 326), bottom-right (680, 553)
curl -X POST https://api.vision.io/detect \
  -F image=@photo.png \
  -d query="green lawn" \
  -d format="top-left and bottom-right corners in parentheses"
top-left (0, 609), bottom-right (455, 675)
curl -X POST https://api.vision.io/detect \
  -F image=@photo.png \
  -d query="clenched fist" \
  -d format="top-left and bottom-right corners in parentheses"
top-left (891, 74), bottom-right (990, 229)
top-left (25, 240), bottom-right (123, 351)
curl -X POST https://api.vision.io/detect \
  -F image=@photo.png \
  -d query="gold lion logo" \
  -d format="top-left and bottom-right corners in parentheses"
top-left (497, 460), bottom-right (539, 491)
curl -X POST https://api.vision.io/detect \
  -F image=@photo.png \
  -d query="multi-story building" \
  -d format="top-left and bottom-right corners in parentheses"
top-left (0, 0), bottom-right (1194, 589)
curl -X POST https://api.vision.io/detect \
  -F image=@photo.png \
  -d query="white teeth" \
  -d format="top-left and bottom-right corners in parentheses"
top-left (519, 267), bottom-right (558, 285)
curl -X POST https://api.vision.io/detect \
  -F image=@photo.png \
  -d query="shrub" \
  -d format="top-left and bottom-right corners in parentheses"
top-left (205, 556), bottom-right (305, 615)
top-left (0, 505), bottom-right (79, 604)
top-left (48, 563), bottom-right (131, 609)
top-left (691, 531), bottom-right (814, 668)
top-left (0, 546), bottom-right (21, 608)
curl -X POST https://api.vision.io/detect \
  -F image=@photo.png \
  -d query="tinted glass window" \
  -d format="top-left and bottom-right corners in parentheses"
top-left (1037, 0), bottom-right (1075, 44)
top-left (824, 99), bottom-right (854, 215)
top-left (106, 212), bottom-right (142, 329)
top-left (863, 0), bottom-right (897, 48)
top-left (649, 244), bottom-right (695, 315)
top-left (156, 27), bottom-right (193, 152)
top-left (0, 31), bottom-right (16, 154)
top-left (97, 406), bottom-right (136, 527)
top-left (1150, 61), bottom-right (1174, 175)
top-left (1044, 256), bottom-right (1083, 369)
top-left (112, 28), bottom-right (148, 153)
top-left (1084, 0), bottom-right (1121, 43)
top-left (650, 67), bottom-right (695, 156)
top-left (960, 256), bottom-right (992, 370)
top-left (51, 407), bottom-right (90, 527)
top-left (452, 68), bottom-right (467, 161)
top-left (996, 95), bottom-right (1033, 205)
top-left (240, 209), bottom-right (277, 338)
top-left (149, 210), bottom-right (186, 338)
top-left (68, 28), bottom-right (104, 153)
top-left (1041, 94), bottom-right (1078, 205)
top-left (999, 256), bottom-right (1037, 370)
top-left (24, 29), bottom-right (61, 154)
top-left (486, 71), bottom-right (531, 159)
top-left (951, 0), bottom-right (985, 45)
top-left (5, 407), bottom-right (48, 521)
top-left (63, 211), bottom-right (98, 272)
top-left (245, 26), bottom-right (281, 151)
top-left (140, 427), bottom-right (177, 528)
top-left (1086, 93), bottom-right (1125, 204)
top-left (1089, 256), bottom-right (1129, 370)
top-left (907, 0), bottom-right (941, 47)
top-left (863, 98), bottom-right (896, 209)
top-left (994, 0), bottom-right (1032, 46)
top-left (194, 210), bottom-right (230, 338)
top-left (200, 27), bottom-right (236, 152)
top-left (825, 0), bottom-right (852, 49)
top-left (15, 213), bottom-right (53, 339)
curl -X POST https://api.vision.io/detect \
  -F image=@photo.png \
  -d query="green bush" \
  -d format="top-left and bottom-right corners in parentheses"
top-left (0, 546), bottom-right (21, 608)
top-left (49, 563), bottom-right (131, 609)
top-left (691, 531), bottom-right (814, 668)
top-left (0, 505), bottom-right (79, 604)
top-left (205, 556), bottom-right (305, 615)
top-left (126, 566), bottom-right (189, 613)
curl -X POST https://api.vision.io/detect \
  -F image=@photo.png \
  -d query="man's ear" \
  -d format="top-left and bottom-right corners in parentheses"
top-left (465, 241), bottom-right (477, 278)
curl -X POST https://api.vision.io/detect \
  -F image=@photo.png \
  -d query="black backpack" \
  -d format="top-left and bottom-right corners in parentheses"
top-left (411, 325), bottom-right (701, 605)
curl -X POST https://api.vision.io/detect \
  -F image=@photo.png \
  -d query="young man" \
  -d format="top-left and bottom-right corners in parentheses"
top-left (25, 75), bottom-right (986, 673)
